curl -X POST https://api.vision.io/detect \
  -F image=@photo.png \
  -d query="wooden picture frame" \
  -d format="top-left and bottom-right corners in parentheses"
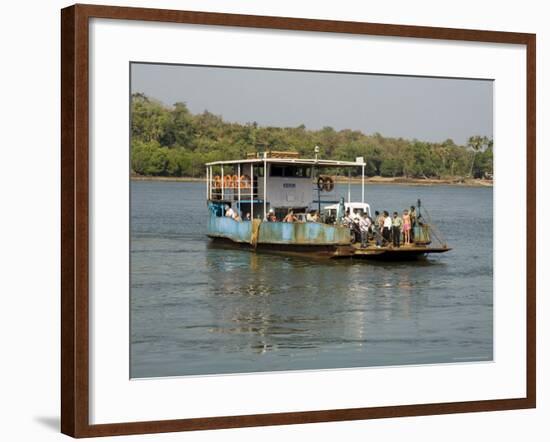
top-left (61, 3), bottom-right (536, 437)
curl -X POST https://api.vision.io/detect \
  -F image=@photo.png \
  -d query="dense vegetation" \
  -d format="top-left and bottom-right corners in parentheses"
top-left (131, 93), bottom-right (493, 179)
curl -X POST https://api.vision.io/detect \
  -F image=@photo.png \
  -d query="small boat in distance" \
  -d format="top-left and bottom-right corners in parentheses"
top-left (205, 150), bottom-right (451, 259)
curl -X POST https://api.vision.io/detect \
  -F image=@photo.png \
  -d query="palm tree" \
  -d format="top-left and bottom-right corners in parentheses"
top-left (467, 135), bottom-right (489, 178)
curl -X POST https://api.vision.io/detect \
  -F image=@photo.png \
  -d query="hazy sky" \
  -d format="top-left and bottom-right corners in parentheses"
top-left (131, 63), bottom-right (493, 146)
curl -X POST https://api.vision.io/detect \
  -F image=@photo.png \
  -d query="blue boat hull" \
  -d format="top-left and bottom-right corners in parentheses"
top-left (207, 212), bottom-right (352, 250)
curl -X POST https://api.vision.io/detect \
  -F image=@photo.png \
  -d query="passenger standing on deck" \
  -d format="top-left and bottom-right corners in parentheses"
top-left (375, 211), bottom-right (383, 231)
top-left (409, 206), bottom-right (417, 243)
top-left (383, 210), bottom-right (392, 243)
top-left (342, 208), bottom-right (352, 227)
top-left (267, 209), bottom-right (277, 222)
top-left (392, 211), bottom-right (403, 247)
top-left (372, 212), bottom-right (383, 247)
top-left (367, 215), bottom-right (375, 236)
top-left (359, 213), bottom-right (372, 248)
top-left (402, 209), bottom-right (411, 245)
top-left (283, 209), bottom-right (297, 223)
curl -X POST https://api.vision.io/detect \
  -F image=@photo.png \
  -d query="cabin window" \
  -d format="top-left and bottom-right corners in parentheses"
top-left (269, 165), bottom-right (311, 178)
top-left (291, 166), bottom-right (311, 178)
top-left (270, 165), bottom-right (285, 177)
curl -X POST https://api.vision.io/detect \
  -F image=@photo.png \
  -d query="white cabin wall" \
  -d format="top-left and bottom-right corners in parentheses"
top-left (257, 165), bottom-right (313, 210)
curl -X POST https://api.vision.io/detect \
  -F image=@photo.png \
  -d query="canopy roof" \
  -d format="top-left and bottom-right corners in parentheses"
top-left (205, 157), bottom-right (365, 167)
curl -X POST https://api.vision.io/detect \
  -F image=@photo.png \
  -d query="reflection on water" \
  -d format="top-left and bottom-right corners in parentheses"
top-left (130, 182), bottom-right (493, 377)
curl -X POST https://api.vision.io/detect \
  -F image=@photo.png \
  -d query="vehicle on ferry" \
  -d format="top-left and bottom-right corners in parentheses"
top-left (204, 150), bottom-right (450, 259)
top-left (322, 202), bottom-right (372, 223)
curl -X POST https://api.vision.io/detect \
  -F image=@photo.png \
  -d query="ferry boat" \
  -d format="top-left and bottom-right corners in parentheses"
top-left (205, 150), bottom-right (451, 259)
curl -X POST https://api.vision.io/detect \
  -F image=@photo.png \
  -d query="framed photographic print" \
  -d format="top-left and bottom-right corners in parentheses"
top-left (61, 3), bottom-right (536, 437)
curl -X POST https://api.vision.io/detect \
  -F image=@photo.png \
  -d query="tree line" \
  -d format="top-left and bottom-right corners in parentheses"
top-left (131, 93), bottom-right (493, 179)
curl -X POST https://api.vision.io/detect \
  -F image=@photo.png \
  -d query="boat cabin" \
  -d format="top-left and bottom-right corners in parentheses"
top-left (205, 151), bottom-right (367, 222)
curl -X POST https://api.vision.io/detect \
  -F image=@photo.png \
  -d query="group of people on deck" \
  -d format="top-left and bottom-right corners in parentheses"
top-left (223, 205), bottom-right (320, 223)
top-left (223, 202), bottom-right (417, 248)
top-left (276, 209), bottom-right (320, 223)
top-left (374, 207), bottom-right (417, 247)
top-left (224, 204), bottom-right (251, 222)
top-left (343, 206), bottom-right (417, 248)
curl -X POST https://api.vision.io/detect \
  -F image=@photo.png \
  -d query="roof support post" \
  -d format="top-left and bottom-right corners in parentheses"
top-left (250, 163), bottom-right (254, 220)
top-left (209, 166), bottom-right (212, 200)
top-left (206, 165), bottom-right (209, 201)
top-left (263, 159), bottom-right (267, 220)
top-left (361, 164), bottom-right (365, 204)
top-left (347, 168), bottom-right (351, 203)
top-left (237, 163), bottom-right (241, 215)
top-left (221, 165), bottom-right (224, 200)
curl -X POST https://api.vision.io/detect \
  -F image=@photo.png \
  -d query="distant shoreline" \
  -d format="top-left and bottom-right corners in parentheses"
top-left (131, 175), bottom-right (493, 187)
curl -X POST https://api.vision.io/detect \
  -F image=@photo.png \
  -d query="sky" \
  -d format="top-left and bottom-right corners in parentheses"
top-left (131, 63), bottom-right (493, 146)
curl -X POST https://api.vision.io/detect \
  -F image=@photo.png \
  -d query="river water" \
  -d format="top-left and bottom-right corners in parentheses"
top-left (130, 181), bottom-right (493, 378)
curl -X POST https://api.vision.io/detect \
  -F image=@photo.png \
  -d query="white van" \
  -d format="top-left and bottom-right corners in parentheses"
top-left (322, 202), bottom-right (372, 221)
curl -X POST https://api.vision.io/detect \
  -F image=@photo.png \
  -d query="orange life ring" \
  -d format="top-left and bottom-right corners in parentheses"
top-left (323, 176), bottom-right (335, 192)
top-left (223, 175), bottom-right (233, 188)
top-left (317, 176), bottom-right (334, 192)
top-left (316, 176), bottom-right (325, 190)
top-left (213, 175), bottom-right (221, 189)
top-left (240, 175), bottom-right (251, 188)
top-left (231, 175), bottom-right (240, 188)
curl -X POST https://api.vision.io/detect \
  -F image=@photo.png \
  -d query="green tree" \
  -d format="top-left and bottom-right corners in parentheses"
top-left (131, 140), bottom-right (169, 176)
top-left (467, 135), bottom-right (491, 177)
top-left (130, 93), bottom-right (494, 180)
top-left (131, 94), bottom-right (170, 143)
top-left (161, 102), bottom-right (195, 147)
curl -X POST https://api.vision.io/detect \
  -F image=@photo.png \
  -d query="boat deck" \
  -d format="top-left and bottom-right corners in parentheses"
top-left (348, 243), bottom-right (451, 260)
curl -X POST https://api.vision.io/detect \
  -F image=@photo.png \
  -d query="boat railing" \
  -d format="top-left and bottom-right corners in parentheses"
top-left (208, 175), bottom-right (258, 201)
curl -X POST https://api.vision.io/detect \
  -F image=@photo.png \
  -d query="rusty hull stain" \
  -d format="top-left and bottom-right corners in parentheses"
top-left (207, 213), bottom-right (350, 246)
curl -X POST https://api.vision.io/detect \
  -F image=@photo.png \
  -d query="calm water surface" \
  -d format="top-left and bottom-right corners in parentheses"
top-left (130, 181), bottom-right (493, 377)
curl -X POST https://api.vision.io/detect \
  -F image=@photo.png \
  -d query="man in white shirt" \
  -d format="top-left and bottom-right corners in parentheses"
top-left (225, 204), bottom-right (235, 218)
top-left (359, 214), bottom-right (372, 248)
top-left (383, 210), bottom-right (392, 244)
top-left (342, 208), bottom-right (353, 227)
